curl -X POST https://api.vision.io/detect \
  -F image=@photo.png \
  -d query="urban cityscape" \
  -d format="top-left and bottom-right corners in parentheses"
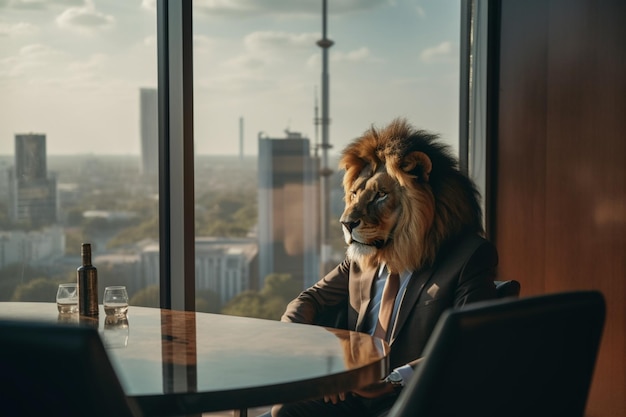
top-left (0, 88), bottom-right (349, 320)
top-left (0, 1), bottom-right (461, 320)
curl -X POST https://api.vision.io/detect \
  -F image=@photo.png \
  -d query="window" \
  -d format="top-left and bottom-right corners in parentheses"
top-left (0, 1), bottom-right (159, 305)
top-left (188, 1), bottom-right (462, 318)
top-left (0, 1), bottom-right (463, 316)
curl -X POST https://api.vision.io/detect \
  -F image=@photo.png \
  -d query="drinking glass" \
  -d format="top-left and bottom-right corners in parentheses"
top-left (103, 286), bottom-right (129, 317)
top-left (56, 283), bottom-right (78, 314)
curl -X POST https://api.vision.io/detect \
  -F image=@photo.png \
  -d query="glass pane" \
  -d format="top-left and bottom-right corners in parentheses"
top-left (192, 1), bottom-right (460, 318)
top-left (0, 2), bottom-right (158, 306)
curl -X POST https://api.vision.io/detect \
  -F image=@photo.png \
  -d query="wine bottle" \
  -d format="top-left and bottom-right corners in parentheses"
top-left (77, 243), bottom-right (99, 317)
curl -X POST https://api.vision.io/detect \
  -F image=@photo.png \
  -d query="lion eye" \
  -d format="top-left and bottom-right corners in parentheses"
top-left (375, 191), bottom-right (387, 201)
top-left (350, 191), bottom-right (357, 200)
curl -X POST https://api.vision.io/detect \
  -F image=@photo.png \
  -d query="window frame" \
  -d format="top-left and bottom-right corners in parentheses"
top-left (157, 0), bottom-right (195, 311)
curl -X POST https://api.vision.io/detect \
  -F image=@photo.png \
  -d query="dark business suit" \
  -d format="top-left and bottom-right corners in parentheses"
top-left (274, 233), bottom-right (498, 417)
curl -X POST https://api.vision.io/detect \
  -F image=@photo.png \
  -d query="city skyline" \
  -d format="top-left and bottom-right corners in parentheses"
top-left (0, 1), bottom-right (461, 156)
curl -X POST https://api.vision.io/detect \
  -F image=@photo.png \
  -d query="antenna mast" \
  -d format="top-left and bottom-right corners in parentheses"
top-left (314, 86), bottom-right (320, 157)
top-left (317, 0), bottom-right (334, 271)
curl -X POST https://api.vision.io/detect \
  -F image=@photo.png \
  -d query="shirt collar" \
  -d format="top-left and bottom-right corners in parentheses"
top-left (378, 264), bottom-right (412, 281)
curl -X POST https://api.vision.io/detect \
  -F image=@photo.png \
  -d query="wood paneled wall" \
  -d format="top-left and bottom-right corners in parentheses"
top-left (491, 0), bottom-right (625, 416)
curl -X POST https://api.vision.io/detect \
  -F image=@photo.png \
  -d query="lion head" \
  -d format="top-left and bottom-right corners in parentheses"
top-left (339, 118), bottom-right (483, 273)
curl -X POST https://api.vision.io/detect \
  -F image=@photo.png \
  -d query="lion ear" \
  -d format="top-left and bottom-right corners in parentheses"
top-left (402, 151), bottom-right (432, 182)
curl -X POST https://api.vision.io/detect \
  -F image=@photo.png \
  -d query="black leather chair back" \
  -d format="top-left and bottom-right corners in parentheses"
top-left (494, 279), bottom-right (521, 298)
top-left (388, 291), bottom-right (606, 417)
top-left (0, 319), bottom-right (142, 417)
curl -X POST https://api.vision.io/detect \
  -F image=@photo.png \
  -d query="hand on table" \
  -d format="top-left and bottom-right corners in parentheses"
top-left (323, 392), bottom-right (347, 404)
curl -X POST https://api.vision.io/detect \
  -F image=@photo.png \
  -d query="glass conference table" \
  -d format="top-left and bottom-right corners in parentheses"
top-left (0, 302), bottom-right (389, 417)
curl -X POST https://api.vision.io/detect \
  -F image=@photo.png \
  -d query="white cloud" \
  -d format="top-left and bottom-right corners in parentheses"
top-left (194, 0), bottom-right (392, 18)
top-left (56, 0), bottom-right (115, 33)
top-left (193, 34), bottom-right (216, 54)
top-left (244, 31), bottom-right (318, 52)
top-left (333, 47), bottom-right (371, 62)
top-left (0, 21), bottom-right (38, 37)
top-left (19, 43), bottom-right (57, 57)
top-left (197, 31), bottom-right (319, 91)
top-left (420, 41), bottom-right (453, 63)
top-left (195, 0), bottom-right (258, 16)
top-left (0, 43), bottom-right (62, 78)
top-left (307, 46), bottom-right (374, 68)
top-left (141, 0), bottom-right (155, 12)
top-left (6, 0), bottom-right (83, 11)
top-left (143, 35), bottom-right (156, 47)
top-left (67, 53), bottom-right (106, 72)
top-left (223, 54), bottom-right (266, 71)
top-left (217, 31), bottom-right (319, 73)
top-left (0, 43), bottom-right (116, 92)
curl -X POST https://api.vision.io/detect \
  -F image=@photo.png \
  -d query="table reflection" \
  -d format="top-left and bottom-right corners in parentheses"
top-left (160, 307), bottom-right (197, 394)
top-left (0, 302), bottom-right (389, 416)
top-left (103, 314), bottom-right (129, 349)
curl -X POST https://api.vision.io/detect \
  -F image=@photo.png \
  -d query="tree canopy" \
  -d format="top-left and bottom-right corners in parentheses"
top-left (11, 277), bottom-right (60, 302)
top-left (221, 273), bottom-right (301, 320)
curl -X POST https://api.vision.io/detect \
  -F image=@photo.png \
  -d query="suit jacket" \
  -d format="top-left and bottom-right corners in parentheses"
top-left (281, 233), bottom-right (499, 370)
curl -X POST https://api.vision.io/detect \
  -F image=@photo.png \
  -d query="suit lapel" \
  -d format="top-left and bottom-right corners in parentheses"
top-left (388, 264), bottom-right (437, 345)
top-left (355, 266), bottom-right (378, 332)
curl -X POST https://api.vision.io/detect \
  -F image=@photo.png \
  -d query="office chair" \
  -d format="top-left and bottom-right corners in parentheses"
top-left (0, 319), bottom-right (143, 417)
top-left (494, 279), bottom-right (521, 298)
top-left (388, 290), bottom-right (606, 417)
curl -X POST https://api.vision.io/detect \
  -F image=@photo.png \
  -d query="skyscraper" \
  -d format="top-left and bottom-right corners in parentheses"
top-left (140, 88), bottom-right (158, 176)
top-left (257, 131), bottom-right (320, 290)
top-left (12, 133), bottom-right (58, 226)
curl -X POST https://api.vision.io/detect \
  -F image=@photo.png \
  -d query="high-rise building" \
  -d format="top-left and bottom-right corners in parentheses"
top-left (257, 131), bottom-right (320, 290)
top-left (140, 88), bottom-right (158, 176)
top-left (15, 133), bottom-right (46, 182)
top-left (11, 133), bottom-right (58, 227)
top-left (0, 159), bottom-right (11, 204)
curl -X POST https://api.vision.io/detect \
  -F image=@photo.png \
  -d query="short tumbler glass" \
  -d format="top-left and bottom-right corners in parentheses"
top-left (56, 283), bottom-right (78, 314)
top-left (103, 286), bottom-right (129, 317)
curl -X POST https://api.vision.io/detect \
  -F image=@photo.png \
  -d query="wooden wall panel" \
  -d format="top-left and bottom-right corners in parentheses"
top-left (494, 0), bottom-right (626, 415)
top-left (545, 2), bottom-right (626, 413)
top-left (494, 0), bottom-right (548, 294)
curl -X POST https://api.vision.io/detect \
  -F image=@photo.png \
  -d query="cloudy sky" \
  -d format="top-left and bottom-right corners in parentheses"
top-left (0, 0), bottom-right (461, 156)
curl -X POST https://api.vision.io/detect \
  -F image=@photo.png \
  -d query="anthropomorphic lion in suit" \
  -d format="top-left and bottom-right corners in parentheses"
top-left (271, 118), bottom-right (499, 417)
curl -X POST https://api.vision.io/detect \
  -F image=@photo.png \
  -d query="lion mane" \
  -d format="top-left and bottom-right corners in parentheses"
top-left (338, 118), bottom-right (483, 273)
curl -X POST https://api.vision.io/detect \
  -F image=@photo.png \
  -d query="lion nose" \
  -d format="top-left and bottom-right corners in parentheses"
top-left (341, 220), bottom-right (360, 232)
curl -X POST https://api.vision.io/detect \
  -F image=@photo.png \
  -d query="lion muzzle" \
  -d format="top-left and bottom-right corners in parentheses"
top-left (341, 219), bottom-right (360, 232)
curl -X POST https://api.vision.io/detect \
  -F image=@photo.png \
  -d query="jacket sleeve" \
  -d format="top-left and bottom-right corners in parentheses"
top-left (281, 258), bottom-right (351, 324)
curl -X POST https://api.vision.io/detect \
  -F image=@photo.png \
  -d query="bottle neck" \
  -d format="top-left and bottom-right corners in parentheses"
top-left (81, 244), bottom-right (92, 266)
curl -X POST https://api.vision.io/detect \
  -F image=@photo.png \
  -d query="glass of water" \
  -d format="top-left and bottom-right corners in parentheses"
top-left (56, 283), bottom-right (78, 314)
top-left (103, 286), bottom-right (129, 317)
